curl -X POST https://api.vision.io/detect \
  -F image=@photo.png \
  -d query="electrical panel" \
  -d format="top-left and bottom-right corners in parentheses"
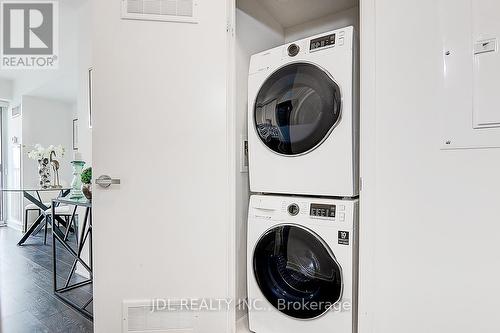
top-left (440, 0), bottom-right (500, 149)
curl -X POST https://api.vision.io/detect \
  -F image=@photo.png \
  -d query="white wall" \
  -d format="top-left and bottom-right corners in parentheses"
top-left (21, 96), bottom-right (74, 188)
top-left (285, 6), bottom-right (359, 42)
top-left (75, 0), bottom-right (92, 165)
top-left (0, 78), bottom-right (13, 101)
top-left (359, 0), bottom-right (500, 332)
top-left (237, 0), bottom-right (284, 39)
top-left (235, 0), bottom-right (285, 319)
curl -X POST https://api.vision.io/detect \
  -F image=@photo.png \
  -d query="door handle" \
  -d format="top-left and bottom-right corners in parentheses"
top-left (95, 175), bottom-right (121, 188)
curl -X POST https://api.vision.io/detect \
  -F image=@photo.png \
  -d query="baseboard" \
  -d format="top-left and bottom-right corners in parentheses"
top-left (7, 220), bottom-right (53, 232)
top-left (6, 220), bottom-right (23, 231)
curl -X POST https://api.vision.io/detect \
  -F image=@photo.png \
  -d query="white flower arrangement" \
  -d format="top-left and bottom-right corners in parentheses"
top-left (26, 144), bottom-right (65, 161)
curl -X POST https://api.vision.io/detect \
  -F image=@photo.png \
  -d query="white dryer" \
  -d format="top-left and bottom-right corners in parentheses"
top-left (248, 27), bottom-right (359, 197)
top-left (247, 195), bottom-right (358, 333)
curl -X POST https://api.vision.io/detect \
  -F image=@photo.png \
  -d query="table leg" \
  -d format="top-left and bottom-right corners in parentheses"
top-left (24, 191), bottom-right (49, 211)
top-left (17, 191), bottom-right (50, 246)
top-left (64, 206), bottom-right (79, 242)
top-left (32, 213), bottom-right (50, 235)
top-left (52, 201), bottom-right (92, 320)
top-left (18, 213), bottom-right (45, 246)
top-left (63, 207), bottom-right (90, 288)
top-left (52, 207), bottom-right (57, 293)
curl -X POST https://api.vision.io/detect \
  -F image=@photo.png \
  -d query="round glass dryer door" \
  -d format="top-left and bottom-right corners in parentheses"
top-left (254, 63), bottom-right (341, 156)
top-left (253, 225), bottom-right (342, 319)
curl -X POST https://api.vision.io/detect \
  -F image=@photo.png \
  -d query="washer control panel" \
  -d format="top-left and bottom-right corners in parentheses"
top-left (310, 203), bottom-right (336, 218)
top-left (276, 199), bottom-right (349, 223)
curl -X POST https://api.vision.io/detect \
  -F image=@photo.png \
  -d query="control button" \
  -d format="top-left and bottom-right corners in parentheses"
top-left (288, 203), bottom-right (300, 216)
top-left (339, 205), bottom-right (345, 211)
top-left (339, 213), bottom-right (346, 222)
top-left (338, 37), bottom-right (344, 46)
top-left (287, 43), bottom-right (300, 57)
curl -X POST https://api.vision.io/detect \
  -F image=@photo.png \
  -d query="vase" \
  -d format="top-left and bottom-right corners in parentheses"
top-left (70, 161), bottom-right (85, 199)
top-left (82, 183), bottom-right (92, 200)
top-left (38, 158), bottom-right (51, 189)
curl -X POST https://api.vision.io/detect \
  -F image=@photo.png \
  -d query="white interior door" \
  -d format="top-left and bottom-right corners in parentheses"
top-left (91, 1), bottom-right (233, 332)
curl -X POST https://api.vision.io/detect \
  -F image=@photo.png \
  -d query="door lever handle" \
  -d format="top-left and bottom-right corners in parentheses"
top-left (95, 175), bottom-right (121, 188)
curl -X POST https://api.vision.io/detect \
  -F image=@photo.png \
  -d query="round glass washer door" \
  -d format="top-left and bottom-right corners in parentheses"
top-left (254, 62), bottom-right (342, 156)
top-left (253, 225), bottom-right (342, 319)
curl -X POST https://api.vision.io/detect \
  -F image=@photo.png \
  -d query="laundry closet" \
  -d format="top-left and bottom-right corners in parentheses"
top-left (230, 1), bottom-right (360, 332)
top-left (89, 0), bottom-right (500, 332)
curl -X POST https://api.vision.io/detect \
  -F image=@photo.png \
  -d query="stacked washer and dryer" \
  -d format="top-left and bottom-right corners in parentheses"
top-left (246, 26), bottom-right (359, 333)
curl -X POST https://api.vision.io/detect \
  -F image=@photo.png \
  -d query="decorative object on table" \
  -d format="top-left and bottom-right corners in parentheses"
top-left (72, 118), bottom-right (79, 150)
top-left (38, 158), bottom-right (51, 189)
top-left (50, 150), bottom-right (62, 188)
top-left (27, 144), bottom-right (65, 189)
top-left (70, 160), bottom-right (85, 199)
top-left (81, 167), bottom-right (92, 200)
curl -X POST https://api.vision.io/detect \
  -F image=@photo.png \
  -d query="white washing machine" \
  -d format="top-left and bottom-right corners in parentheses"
top-left (248, 26), bottom-right (359, 197)
top-left (247, 195), bottom-right (358, 333)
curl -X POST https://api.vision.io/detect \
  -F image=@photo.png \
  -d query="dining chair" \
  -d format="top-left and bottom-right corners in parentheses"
top-left (23, 190), bottom-right (76, 245)
top-left (24, 203), bottom-right (49, 232)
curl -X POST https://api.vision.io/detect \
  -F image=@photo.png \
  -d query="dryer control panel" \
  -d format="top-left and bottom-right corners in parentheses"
top-left (310, 34), bottom-right (336, 51)
top-left (309, 30), bottom-right (345, 52)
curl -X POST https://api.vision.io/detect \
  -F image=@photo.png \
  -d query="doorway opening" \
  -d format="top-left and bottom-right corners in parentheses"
top-left (0, 0), bottom-right (94, 331)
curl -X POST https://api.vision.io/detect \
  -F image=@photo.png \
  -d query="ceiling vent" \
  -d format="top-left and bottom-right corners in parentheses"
top-left (122, 0), bottom-right (198, 23)
top-left (122, 300), bottom-right (198, 333)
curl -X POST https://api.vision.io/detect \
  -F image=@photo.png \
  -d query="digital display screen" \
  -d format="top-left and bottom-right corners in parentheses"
top-left (310, 204), bottom-right (336, 218)
top-left (310, 34), bottom-right (336, 51)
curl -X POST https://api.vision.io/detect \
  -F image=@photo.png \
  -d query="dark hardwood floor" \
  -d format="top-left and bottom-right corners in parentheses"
top-left (0, 226), bottom-right (93, 333)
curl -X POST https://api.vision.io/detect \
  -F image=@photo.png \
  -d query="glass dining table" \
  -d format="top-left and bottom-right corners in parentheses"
top-left (0, 187), bottom-right (71, 245)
